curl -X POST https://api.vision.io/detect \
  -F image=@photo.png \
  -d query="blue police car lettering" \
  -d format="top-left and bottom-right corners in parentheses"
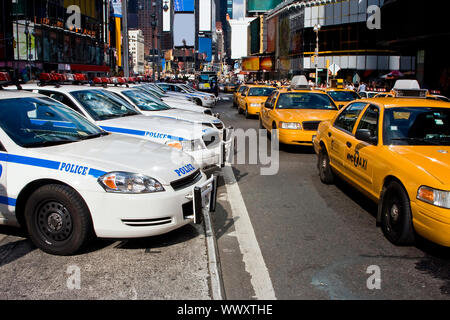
top-left (174, 164), bottom-right (196, 177)
top-left (59, 162), bottom-right (89, 175)
top-left (145, 131), bottom-right (169, 139)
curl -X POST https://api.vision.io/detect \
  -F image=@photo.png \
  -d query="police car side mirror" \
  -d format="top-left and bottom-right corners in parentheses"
top-left (355, 129), bottom-right (377, 145)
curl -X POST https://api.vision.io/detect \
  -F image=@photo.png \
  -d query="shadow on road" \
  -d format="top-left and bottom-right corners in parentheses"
top-left (0, 226), bottom-right (36, 268)
top-left (114, 224), bottom-right (201, 251)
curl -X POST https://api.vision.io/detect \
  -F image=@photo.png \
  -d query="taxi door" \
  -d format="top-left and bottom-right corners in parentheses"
top-left (238, 87), bottom-right (249, 109)
top-left (328, 102), bottom-right (368, 175)
top-left (260, 91), bottom-right (278, 129)
top-left (344, 104), bottom-right (381, 195)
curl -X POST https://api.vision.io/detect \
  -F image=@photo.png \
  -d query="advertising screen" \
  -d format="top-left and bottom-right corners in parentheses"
top-left (173, 14), bottom-right (195, 46)
top-left (242, 57), bottom-right (260, 71)
top-left (174, 0), bottom-right (195, 12)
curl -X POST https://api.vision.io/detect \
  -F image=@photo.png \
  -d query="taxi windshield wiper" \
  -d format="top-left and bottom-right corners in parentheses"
top-left (22, 140), bottom-right (76, 148)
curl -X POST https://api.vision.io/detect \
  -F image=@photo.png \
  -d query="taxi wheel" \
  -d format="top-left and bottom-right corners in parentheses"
top-left (244, 106), bottom-right (250, 119)
top-left (318, 148), bottom-right (334, 184)
top-left (380, 181), bottom-right (415, 246)
top-left (24, 184), bottom-right (94, 256)
top-left (238, 105), bottom-right (244, 114)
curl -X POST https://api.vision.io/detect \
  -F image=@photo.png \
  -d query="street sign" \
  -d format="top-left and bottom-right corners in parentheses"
top-left (328, 63), bottom-right (341, 76)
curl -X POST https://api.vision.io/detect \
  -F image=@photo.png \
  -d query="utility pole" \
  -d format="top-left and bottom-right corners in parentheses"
top-left (122, 0), bottom-right (130, 77)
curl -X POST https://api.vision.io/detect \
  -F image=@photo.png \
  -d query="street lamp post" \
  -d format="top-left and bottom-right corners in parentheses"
top-left (313, 24), bottom-right (321, 87)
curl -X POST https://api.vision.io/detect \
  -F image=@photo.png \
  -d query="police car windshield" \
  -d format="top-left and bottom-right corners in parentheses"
top-left (384, 107), bottom-right (450, 146)
top-left (328, 91), bottom-right (360, 102)
top-left (122, 90), bottom-right (172, 111)
top-left (248, 87), bottom-right (275, 97)
top-left (71, 90), bottom-right (140, 121)
top-left (276, 93), bottom-right (338, 110)
top-left (180, 85), bottom-right (195, 93)
top-left (139, 86), bottom-right (164, 98)
top-left (0, 97), bottom-right (103, 148)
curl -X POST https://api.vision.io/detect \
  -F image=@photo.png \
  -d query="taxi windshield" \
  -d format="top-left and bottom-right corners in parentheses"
top-left (328, 91), bottom-right (360, 102)
top-left (0, 97), bottom-right (104, 148)
top-left (276, 93), bottom-right (338, 110)
top-left (384, 107), bottom-right (450, 146)
top-left (71, 90), bottom-right (140, 121)
top-left (122, 90), bottom-right (172, 111)
top-left (248, 87), bottom-right (275, 97)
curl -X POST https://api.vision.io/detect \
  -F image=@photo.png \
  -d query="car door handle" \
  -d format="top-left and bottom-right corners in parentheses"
top-left (346, 142), bottom-right (352, 148)
top-left (328, 132), bottom-right (332, 137)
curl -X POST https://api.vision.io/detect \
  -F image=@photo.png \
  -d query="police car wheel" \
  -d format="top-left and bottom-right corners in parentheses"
top-left (318, 148), bottom-right (334, 184)
top-left (24, 184), bottom-right (93, 256)
top-left (196, 98), bottom-right (203, 106)
top-left (380, 181), bottom-right (415, 246)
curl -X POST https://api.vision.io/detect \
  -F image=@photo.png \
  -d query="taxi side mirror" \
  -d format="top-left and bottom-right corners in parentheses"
top-left (264, 101), bottom-right (271, 108)
top-left (241, 93), bottom-right (247, 97)
top-left (355, 129), bottom-right (377, 145)
top-left (338, 104), bottom-right (345, 109)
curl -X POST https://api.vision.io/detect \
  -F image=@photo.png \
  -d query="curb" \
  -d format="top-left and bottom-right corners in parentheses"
top-left (203, 201), bottom-right (226, 300)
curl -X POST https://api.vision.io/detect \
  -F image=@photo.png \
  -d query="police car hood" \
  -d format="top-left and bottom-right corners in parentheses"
top-left (37, 134), bottom-right (198, 184)
top-left (96, 114), bottom-right (210, 140)
top-left (140, 109), bottom-right (221, 124)
top-left (391, 146), bottom-right (450, 185)
top-left (163, 101), bottom-right (209, 113)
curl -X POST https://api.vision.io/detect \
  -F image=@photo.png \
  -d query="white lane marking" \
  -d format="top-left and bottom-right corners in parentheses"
top-left (222, 164), bottom-right (276, 300)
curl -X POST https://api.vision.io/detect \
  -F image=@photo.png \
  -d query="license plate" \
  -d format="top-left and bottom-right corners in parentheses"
top-left (193, 175), bottom-right (218, 224)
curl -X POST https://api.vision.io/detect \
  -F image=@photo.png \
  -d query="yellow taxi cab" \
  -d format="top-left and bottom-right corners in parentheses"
top-left (313, 79), bottom-right (450, 247)
top-left (237, 85), bottom-right (277, 118)
top-left (323, 88), bottom-right (361, 109)
top-left (260, 76), bottom-right (339, 146)
top-left (233, 84), bottom-right (248, 108)
top-left (225, 83), bottom-right (237, 93)
top-left (374, 92), bottom-right (394, 98)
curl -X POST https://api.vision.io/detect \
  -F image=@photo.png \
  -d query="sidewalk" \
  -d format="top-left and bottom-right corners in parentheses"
top-left (0, 223), bottom-right (211, 300)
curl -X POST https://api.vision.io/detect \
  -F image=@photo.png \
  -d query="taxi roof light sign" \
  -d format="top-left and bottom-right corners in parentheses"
top-left (291, 75), bottom-right (311, 90)
top-left (393, 79), bottom-right (427, 98)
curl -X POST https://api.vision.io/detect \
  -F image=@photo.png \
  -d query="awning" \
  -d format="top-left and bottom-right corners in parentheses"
top-left (70, 64), bottom-right (110, 72)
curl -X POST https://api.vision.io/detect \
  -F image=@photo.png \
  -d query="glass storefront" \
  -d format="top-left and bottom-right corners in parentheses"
top-left (1, 0), bottom-right (108, 76)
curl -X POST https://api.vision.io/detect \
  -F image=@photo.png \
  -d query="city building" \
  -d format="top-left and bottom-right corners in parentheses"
top-left (0, 0), bottom-right (111, 79)
top-left (128, 29), bottom-right (145, 75)
top-left (245, 0), bottom-right (448, 93)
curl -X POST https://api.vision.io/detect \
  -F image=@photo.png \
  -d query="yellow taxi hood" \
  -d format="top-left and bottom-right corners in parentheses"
top-left (274, 109), bottom-right (338, 122)
top-left (390, 146), bottom-right (450, 185)
top-left (246, 96), bottom-right (269, 104)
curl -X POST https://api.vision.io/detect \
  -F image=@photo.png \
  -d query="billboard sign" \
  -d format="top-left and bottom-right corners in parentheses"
top-left (199, 0), bottom-right (212, 31)
top-left (242, 57), bottom-right (260, 71)
top-left (174, 0), bottom-right (195, 12)
top-left (173, 14), bottom-right (195, 46)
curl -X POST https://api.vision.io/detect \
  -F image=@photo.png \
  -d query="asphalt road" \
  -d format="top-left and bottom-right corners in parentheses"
top-left (214, 93), bottom-right (450, 300)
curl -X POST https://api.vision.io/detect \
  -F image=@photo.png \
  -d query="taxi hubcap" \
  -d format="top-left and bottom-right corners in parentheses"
top-left (37, 201), bottom-right (73, 242)
top-left (390, 204), bottom-right (400, 223)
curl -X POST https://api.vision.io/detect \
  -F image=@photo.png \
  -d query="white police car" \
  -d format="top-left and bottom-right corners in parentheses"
top-left (18, 84), bottom-right (226, 169)
top-left (131, 84), bottom-right (215, 116)
top-left (0, 90), bottom-right (216, 255)
top-left (105, 86), bottom-right (226, 131)
top-left (157, 83), bottom-right (217, 107)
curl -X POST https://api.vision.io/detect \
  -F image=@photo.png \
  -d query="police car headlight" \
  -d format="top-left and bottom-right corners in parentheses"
top-left (181, 139), bottom-right (205, 152)
top-left (98, 172), bottom-right (165, 193)
top-left (279, 122), bottom-right (302, 130)
top-left (417, 186), bottom-right (450, 209)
